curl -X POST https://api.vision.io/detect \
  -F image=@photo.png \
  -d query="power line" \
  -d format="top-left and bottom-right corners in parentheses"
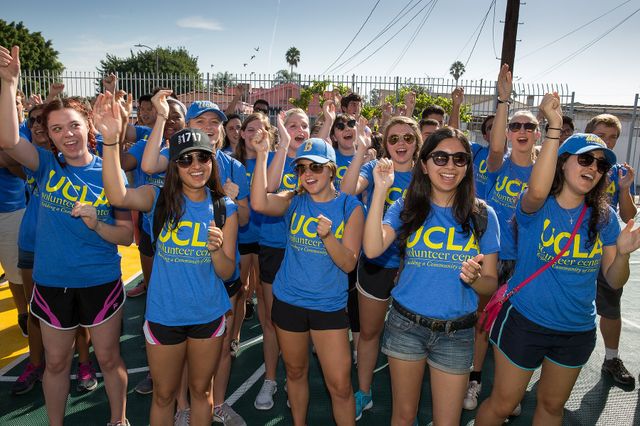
top-left (463, 0), bottom-right (495, 68)
top-left (453, 0), bottom-right (495, 63)
top-left (530, 7), bottom-right (640, 81)
top-left (519, 0), bottom-right (632, 60)
top-left (385, 0), bottom-right (439, 75)
top-left (321, 0), bottom-right (383, 75)
top-left (326, 0), bottom-right (424, 74)
top-left (343, 0), bottom-right (437, 74)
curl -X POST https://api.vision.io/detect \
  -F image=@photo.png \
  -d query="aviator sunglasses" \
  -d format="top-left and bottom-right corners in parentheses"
top-left (175, 151), bottom-right (213, 168)
top-left (294, 162), bottom-right (326, 175)
top-left (335, 120), bottom-right (357, 131)
top-left (508, 122), bottom-right (537, 132)
top-left (388, 133), bottom-right (416, 145)
top-left (426, 151), bottom-right (471, 167)
top-left (576, 153), bottom-right (610, 174)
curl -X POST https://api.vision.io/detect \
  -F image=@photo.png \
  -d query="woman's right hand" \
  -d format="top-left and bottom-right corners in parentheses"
top-left (373, 158), bottom-right (394, 190)
top-left (151, 89), bottom-right (172, 120)
top-left (497, 64), bottom-right (512, 102)
top-left (0, 45), bottom-right (20, 84)
top-left (539, 92), bottom-right (563, 126)
top-left (276, 110), bottom-right (290, 150)
top-left (93, 92), bottom-right (123, 143)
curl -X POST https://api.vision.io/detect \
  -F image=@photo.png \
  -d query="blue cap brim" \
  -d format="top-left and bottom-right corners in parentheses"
top-left (294, 155), bottom-right (332, 164)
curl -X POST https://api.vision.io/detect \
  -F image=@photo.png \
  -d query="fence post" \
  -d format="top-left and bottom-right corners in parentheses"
top-left (395, 76), bottom-right (400, 103)
top-left (626, 93), bottom-right (638, 164)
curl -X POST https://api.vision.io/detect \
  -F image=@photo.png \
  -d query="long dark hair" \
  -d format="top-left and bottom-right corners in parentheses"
top-left (42, 97), bottom-right (97, 167)
top-left (398, 127), bottom-right (480, 255)
top-left (155, 153), bottom-right (226, 234)
top-left (549, 153), bottom-right (610, 247)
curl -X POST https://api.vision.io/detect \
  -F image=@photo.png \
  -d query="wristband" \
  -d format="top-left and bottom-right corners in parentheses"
top-left (547, 127), bottom-right (562, 131)
top-left (545, 136), bottom-right (560, 140)
top-left (497, 98), bottom-right (512, 105)
top-left (102, 141), bottom-right (120, 146)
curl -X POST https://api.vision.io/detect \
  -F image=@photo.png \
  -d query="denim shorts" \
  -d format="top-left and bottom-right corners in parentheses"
top-left (381, 305), bottom-right (474, 374)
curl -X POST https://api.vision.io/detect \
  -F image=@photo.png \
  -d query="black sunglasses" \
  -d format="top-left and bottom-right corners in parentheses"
top-left (294, 162), bottom-right (326, 175)
top-left (254, 107), bottom-right (269, 115)
top-left (426, 151), bottom-right (471, 167)
top-left (175, 151), bottom-right (213, 168)
top-left (388, 133), bottom-right (416, 145)
top-left (335, 120), bottom-right (356, 131)
top-left (28, 115), bottom-right (44, 127)
top-left (576, 153), bottom-right (610, 174)
top-left (508, 122), bottom-right (537, 132)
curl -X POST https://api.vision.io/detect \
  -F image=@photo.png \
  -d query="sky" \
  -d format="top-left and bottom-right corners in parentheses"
top-left (3, 0), bottom-right (640, 105)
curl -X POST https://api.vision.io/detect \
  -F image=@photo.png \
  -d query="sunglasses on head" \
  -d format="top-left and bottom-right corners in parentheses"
top-left (28, 115), bottom-right (44, 127)
top-left (576, 153), bottom-right (610, 174)
top-left (388, 133), bottom-right (416, 145)
top-left (335, 120), bottom-right (356, 131)
top-left (425, 151), bottom-right (471, 167)
top-left (294, 162), bottom-right (326, 175)
top-left (175, 151), bottom-right (213, 168)
top-left (508, 122), bottom-right (537, 132)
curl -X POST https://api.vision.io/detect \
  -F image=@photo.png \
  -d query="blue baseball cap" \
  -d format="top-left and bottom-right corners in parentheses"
top-left (294, 138), bottom-right (336, 164)
top-left (558, 133), bottom-right (616, 166)
top-left (185, 100), bottom-right (227, 123)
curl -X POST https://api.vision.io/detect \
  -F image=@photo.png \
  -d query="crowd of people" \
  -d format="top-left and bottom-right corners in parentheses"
top-left (1, 43), bottom-right (640, 426)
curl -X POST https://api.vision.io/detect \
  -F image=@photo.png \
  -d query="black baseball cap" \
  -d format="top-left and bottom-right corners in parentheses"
top-left (169, 128), bottom-right (213, 161)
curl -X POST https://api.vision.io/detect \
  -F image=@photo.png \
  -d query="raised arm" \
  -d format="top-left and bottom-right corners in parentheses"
top-left (487, 64), bottom-right (512, 173)
top-left (223, 84), bottom-right (244, 116)
top-left (449, 87), bottom-right (463, 129)
top-left (340, 117), bottom-right (370, 195)
top-left (316, 99), bottom-right (336, 141)
top-left (362, 159), bottom-right (397, 258)
top-left (317, 205), bottom-right (364, 273)
top-left (520, 93), bottom-right (563, 214)
top-left (617, 163), bottom-right (637, 223)
top-left (402, 91), bottom-right (417, 118)
top-left (0, 45), bottom-right (39, 171)
top-left (94, 92), bottom-right (156, 212)
top-left (141, 90), bottom-right (172, 175)
top-left (602, 220), bottom-right (640, 289)
top-left (250, 129), bottom-right (293, 216)
top-left (265, 111), bottom-right (291, 192)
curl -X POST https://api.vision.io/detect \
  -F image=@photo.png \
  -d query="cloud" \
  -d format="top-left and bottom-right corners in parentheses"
top-left (176, 17), bottom-right (223, 31)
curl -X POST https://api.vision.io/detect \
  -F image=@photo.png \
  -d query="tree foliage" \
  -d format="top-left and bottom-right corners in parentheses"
top-left (0, 20), bottom-right (64, 72)
top-left (449, 61), bottom-right (466, 85)
top-left (97, 46), bottom-right (201, 94)
top-left (384, 85), bottom-right (472, 123)
top-left (285, 47), bottom-right (301, 75)
top-left (273, 69), bottom-right (300, 85)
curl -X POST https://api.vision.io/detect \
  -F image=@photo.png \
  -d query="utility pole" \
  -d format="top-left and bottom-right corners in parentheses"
top-left (500, 0), bottom-right (521, 74)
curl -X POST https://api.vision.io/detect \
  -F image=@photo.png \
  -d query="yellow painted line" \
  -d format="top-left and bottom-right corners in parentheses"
top-left (0, 245), bottom-right (142, 372)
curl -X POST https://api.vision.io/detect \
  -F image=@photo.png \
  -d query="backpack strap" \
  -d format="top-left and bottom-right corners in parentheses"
top-left (470, 199), bottom-right (489, 242)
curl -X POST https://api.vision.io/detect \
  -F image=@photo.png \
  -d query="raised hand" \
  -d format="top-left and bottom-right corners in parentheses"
top-left (102, 73), bottom-right (117, 94)
top-left (323, 99), bottom-right (336, 123)
top-left (207, 219), bottom-right (224, 252)
top-left (452, 87), bottom-right (464, 106)
top-left (497, 64), bottom-right (512, 102)
top-left (0, 45), bottom-right (20, 84)
top-left (404, 91), bottom-right (416, 114)
top-left (250, 128), bottom-right (270, 153)
top-left (316, 214), bottom-right (333, 239)
top-left (355, 116), bottom-right (370, 152)
top-left (49, 82), bottom-right (65, 98)
top-left (618, 163), bottom-right (635, 190)
top-left (151, 89), bottom-right (172, 120)
top-left (396, 104), bottom-right (407, 117)
top-left (276, 110), bottom-right (290, 150)
top-left (115, 90), bottom-right (133, 122)
top-left (382, 102), bottom-right (393, 121)
top-left (332, 89), bottom-right (342, 108)
top-left (71, 202), bottom-right (99, 231)
top-left (223, 178), bottom-right (240, 200)
top-left (460, 253), bottom-right (484, 284)
top-left (93, 91), bottom-right (123, 143)
top-left (27, 94), bottom-right (43, 109)
top-left (539, 92), bottom-right (563, 126)
top-left (373, 158), bottom-right (395, 190)
top-left (616, 220), bottom-right (640, 256)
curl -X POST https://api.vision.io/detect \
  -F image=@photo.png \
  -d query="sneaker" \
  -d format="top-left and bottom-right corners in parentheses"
top-left (173, 408), bottom-right (190, 426)
top-left (214, 403), bottom-right (247, 426)
top-left (135, 373), bottom-right (153, 395)
top-left (77, 361), bottom-right (98, 392)
top-left (462, 380), bottom-right (481, 410)
top-left (355, 389), bottom-right (373, 421)
top-left (107, 420), bottom-right (130, 426)
top-left (18, 313), bottom-right (28, 337)
top-left (11, 362), bottom-right (44, 395)
top-left (244, 300), bottom-right (254, 320)
top-left (254, 379), bottom-right (277, 410)
top-left (602, 357), bottom-right (635, 386)
top-left (230, 339), bottom-right (240, 358)
top-left (511, 402), bottom-right (522, 417)
top-left (126, 281), bottom-right (147, 298)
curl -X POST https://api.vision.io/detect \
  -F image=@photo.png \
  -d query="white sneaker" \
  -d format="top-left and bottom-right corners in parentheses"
top-left (462, 380), bottom-right (481, 410)
top-left (214, 403), bottom-right (247, 426)
top-left (254, 379), bottom-right (277, 410)
top-left (173, 408), bottom-right (190, 426)
top-left (511, 402), bottom-right (522, 416)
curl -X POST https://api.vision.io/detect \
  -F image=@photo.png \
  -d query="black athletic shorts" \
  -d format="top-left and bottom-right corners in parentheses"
top-left (143, 315), bottom-right (226, 345)
top-left (356, 257), bottom-right (398, 301)
top-left (271, 296), bottom-right (349, 332)
top-left (258, 245), bottom-right (285, 284)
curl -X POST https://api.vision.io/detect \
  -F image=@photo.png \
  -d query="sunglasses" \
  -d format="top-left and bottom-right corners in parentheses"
top-left (335, 120), bottom-right (356, 131)
top-left (388, 133), bottom-right (416, 145)
top-left (294, 162), bottom-right (326, 175)
top-left (576, 153), bottom-right (610, 174)
top-left (175, 151), bottom-right (213, 168)
top-left (508, 122), bottom-right (537, 132)
top-left (28, 115), bottom-right (44, 127)
top-left (426, 151), bottom-right (471, 167)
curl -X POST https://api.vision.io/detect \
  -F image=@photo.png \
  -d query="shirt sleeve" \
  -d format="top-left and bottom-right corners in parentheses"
top-left (382, 197), bottom-right (404, 232)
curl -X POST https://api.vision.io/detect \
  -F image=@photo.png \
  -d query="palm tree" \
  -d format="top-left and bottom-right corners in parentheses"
top-left (449, 61), bottom-right (466, 85)
top-left (285, 47), bottom-right (301, 76)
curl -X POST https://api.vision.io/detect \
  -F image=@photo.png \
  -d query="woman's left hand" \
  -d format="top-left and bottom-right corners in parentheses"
top-left (207, 220), bottom-right (224, 252)
top-left (617, 220), bottom-right (640, 256)
top-left (93, 91), bottom-right (123, 143)
top-left (71, 202), bottom-right (99, 231)
top-left (460, 253), bottom-right (484, 284)
top-left (223, 178), bottom-right (239, 200)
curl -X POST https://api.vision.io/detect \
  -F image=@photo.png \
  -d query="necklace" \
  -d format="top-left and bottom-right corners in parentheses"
top-left (564, 207), bottom-right (579, 225)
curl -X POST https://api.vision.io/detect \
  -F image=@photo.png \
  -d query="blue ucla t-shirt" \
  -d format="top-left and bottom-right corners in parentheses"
top-left (238, 155), bottom-right (273, 244)
top-left (509, 197), bottom-right (620, 332)
top-left (385, 199), bottom-right (500, 319)
top-left (471, 143), bottom-right (489, 199)
top-left (485, 157), bottom-right (532, 260)
top-left (260, 155), bottom-right (298, 248)
top-left (335, 150), bottom-right (354, 191)
top-left (30, 148), bottom-right (125, 287)
top-left (127, 139), bottom-right (166, 189)
top-left (606, 164), bottom-right (635, 210)
top-left (145, 190), bottom-right (236, 326)
top-left (0, 167), bottom-right (26, 213)
top-left (360, 159), bottom-right (412, 268)
top-left (273, 192), bottom-right (362, 311)
top-left (18, 169), bottom-right (40, 252)
top-left (135, 125), bottom-right (152, 142)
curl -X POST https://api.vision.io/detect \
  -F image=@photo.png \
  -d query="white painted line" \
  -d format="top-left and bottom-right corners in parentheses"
top-left (239, 334), bottom-right (264, 350)
top-left (622, 317), bottom-right (640, 330)
top-left (0, 366), bottom-right (150, 382)
top-left (373, 362), bottom-right (389, 373)
top-left (226, 363), bottom-right (265, 406)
